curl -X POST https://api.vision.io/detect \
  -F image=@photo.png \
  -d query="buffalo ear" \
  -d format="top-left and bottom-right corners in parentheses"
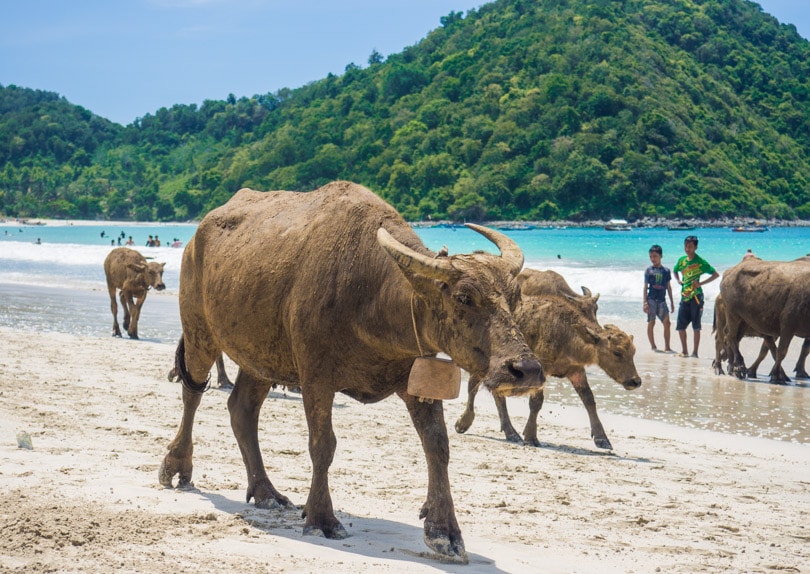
top-left (127, 263), bottom-right (146, 273)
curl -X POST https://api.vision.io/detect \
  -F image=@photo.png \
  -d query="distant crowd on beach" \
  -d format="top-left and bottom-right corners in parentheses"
top-left (96, 230), bottom-right (182, 248)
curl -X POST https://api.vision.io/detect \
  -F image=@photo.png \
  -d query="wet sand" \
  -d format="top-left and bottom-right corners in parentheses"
top-left (2, 282), bottom-right (807, 444)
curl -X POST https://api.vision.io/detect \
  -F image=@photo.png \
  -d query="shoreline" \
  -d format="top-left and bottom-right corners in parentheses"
top-left (4, 216), bottom-right (810, 229)
top-left (1, 325), bottom-right (808, 573)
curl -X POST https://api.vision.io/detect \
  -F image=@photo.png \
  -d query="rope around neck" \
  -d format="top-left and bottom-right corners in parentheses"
top-left (410, 291), bottom-right (425, 358)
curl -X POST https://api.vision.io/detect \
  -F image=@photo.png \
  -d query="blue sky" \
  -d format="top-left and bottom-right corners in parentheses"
top-left (1, 0), bottom-right (807, 126)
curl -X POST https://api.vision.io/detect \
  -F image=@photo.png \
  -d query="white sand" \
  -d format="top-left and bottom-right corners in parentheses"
top-left (1, 326), bottom-right (808, 573)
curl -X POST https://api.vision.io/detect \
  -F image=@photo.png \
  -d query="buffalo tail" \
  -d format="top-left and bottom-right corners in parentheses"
top-left (174, 335), bottom-right (211, 394)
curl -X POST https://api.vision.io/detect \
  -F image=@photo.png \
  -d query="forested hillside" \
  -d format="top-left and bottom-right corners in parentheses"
top-left (2, 0), bottom-right (809, 222)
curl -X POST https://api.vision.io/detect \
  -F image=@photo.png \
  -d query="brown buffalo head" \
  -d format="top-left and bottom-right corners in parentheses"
top-left (580, 323), bottom-right (641, 390)
top-left (377, 224), bottom-right (544, 397)
top-left (128, 261), bottom-right (166, 291)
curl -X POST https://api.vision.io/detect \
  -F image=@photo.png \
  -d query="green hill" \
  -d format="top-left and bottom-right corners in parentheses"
top-left (2, 0), bottom-right (809, 221)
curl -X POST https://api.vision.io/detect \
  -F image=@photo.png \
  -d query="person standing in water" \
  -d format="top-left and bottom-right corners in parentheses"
top-left (673, 235), bottom-right (719, 358)
top-left (643, 244), bottom-right (675, 353)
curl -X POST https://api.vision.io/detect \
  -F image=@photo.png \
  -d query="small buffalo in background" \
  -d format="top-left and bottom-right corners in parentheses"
top-left (104, 247), bottom-right (165, 339)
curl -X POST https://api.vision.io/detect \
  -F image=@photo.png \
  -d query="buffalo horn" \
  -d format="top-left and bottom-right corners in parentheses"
top-left (377, 228), bottom-right (456, 282)
top-left (464, 223), bottom-right (524, 276)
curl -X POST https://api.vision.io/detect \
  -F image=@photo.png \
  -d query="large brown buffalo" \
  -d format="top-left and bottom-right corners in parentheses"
top-left (719, 257), bottom-right (810, 383)
top-left (713, 292), bottom-right (809, 380)
top-left (103, 247), bottom-right (165, 339)
top-left (456, 286), bottom-right (640, 449)
top-left (159, 181), bottom-right (543, 563)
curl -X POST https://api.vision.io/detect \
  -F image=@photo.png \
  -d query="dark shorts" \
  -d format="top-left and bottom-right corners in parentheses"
top-left (646, 299), bottom-right (669, 323)
top-left (676, 294), bottom-right (704, 331)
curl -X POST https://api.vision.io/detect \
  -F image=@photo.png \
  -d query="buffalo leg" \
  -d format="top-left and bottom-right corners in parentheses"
top-left (108, 286), bottom-right (122, 337)
top-left (120, 291), bottom-right (131, 333)
top-left (795, 339), bottom-right (810, 379)
top-left (453, 375), bottom-right (480, 435)
top-left (747, 337), bottom-right (775, 379)
top-left (569, 369), bottom-right (612, 449)
top-left (159, 337), bottom-right (219, 489)
top-left (216, 355), bottom-right (234, 389)
top-left (725, 317), bottom-right (748, 379)
top-left (491, 393), bottom-right (522, 443)
top-left (521, 389), bottom-right (545, 447)
top-left (399, 390), bottom-right (467, 563)
top-left (300, 385), bottom-right (345, 539)
top-left (159, 387), bottom-right (203, 488)
top-left (228, 370), bottom-right (291, 509)
top-left (769, 334), bottom-right (794, 384)
top-left (128, 294), bottom-right (146, 339)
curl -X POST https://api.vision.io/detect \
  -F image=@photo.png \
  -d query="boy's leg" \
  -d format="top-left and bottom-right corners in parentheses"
top-left (676, 301), bottom-right (689, 355)
top-left (663, 314), bottom-right (672, 351)
top-left (647, 319), bottom-right (656, 350)
top-left (691, 295), bottom-right (704, 358)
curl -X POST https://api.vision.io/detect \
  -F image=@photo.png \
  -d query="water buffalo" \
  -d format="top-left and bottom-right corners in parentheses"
top-left (719, 257), bottom-right (810, 383)
top-left (518, 268), bottom-right (599, 319)
top-left (713, 293), bottom-right (809, 380)
top-left (103, 247), bottom-right (165, 339)
top-left (159, 181), bottom-right (543, 563)
top-left (455, 288), bottom-right (641, 450)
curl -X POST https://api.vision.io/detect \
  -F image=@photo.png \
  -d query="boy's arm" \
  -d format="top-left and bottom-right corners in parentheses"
top-left (643, 280), bottom-right (649, 309)
top-left (697, 270), bottom-right (720, 288)
top-left (667, 282), bottom-right (675, 309)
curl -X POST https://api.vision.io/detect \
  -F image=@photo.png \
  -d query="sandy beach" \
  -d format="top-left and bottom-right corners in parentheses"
top-left (1, 322), bottom-right (808, 573)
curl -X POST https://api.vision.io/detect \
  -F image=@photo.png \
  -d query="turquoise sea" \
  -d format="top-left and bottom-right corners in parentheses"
top-left (2, 220), bottom-right (808, 337)
top-left (2, 219), bottom-right (809, 443)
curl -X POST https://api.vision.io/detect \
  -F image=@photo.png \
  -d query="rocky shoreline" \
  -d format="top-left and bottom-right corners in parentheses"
top-left (411, 216), bottom-right (810, 229)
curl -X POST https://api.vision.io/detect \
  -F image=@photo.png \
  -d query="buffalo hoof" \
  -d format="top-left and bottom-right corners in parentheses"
top-left (454, 413), bottom-right (473, 435)
top-left (594, 436), bottom-right (613, 450)
top-left (218, 380), bottom-right (234, 390)
top-left (504, 430), bottom-right (522, 443)
top-left (746, 369), bottom-right (758, 379)
top-left (303, 522), bottom-right (348, 540)
top-left (424, 531), bottom-right (468, 564)
top-left (255, 496), bottom-right (291, 510)
top-left (795, 369), bottom-right (809, 380)
top-left (128, 333), bottom-right (139, 340)
top-left (523, 437), bottom-right (542, 447)
top-left (732, 366), bottom-right (747, 380)
top-left (158, 459), bottom-right (192, 489)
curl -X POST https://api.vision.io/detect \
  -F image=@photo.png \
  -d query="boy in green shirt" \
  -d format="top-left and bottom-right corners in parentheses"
top-left (673, 235), bottom-right (719, 358)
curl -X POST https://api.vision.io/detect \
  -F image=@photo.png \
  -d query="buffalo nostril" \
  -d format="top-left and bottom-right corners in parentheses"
top-left (508, 358), bottom-right (543, 383)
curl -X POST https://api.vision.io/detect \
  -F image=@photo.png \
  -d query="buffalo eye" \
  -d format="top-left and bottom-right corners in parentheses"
top-left (455, 293), bottom-right (473, 306)
top-left (613, 350), bottom-right (623, 358)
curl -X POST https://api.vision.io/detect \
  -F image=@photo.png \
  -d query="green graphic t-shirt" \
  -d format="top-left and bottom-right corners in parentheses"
top-left (673, 254), bottom-right (716, 302)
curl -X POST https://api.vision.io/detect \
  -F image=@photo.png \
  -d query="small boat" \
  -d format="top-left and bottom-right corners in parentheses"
top-left (731, 226), bottom-right (769, 233)
top-left (604, 218), bottom-right (632, 231)
top-left (668, 223), bottom-right (695, 231)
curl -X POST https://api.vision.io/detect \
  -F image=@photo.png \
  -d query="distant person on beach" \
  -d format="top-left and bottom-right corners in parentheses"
top-left (126, 236), bottom-right (134, 246)
top-left (154, 235), bottom-right (161, 247)
top-left (35, 238), bottom-right (41, 245)
top-left (743, 248), bottom-right (757, 260)
top-left (146, 235), bottom-right (155, 247)
top-left (643, 244), bottom-right (674, 353)
top-left (673, 235), bottom-right (719, 358)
